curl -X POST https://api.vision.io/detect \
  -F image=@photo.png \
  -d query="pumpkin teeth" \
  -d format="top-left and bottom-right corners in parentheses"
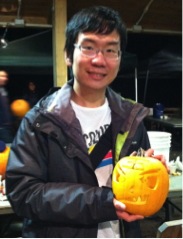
top-left (137, 196), bottom-right (142, 202)
top-left (130, 195), bottom-right (148, 204)
top-left (132, 196), bottom-right (142, 202)
top-left (125, 197), bottom-right (146, 205)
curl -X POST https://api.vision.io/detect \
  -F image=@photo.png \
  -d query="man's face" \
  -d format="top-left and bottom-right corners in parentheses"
top-left (67, 30), bottom-right (121, 92)
top-left (0, 71), bottom-right (8, 86)
top-left (29, 82), bottom-right (36, 91)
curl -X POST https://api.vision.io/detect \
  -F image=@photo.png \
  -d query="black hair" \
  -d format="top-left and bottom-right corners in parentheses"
top-left (64, 5), bottom-right (127, 63)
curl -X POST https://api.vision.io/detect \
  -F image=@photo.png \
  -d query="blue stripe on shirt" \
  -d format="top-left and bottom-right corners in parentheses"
top-left (97, 158), bottom-right (113, 168)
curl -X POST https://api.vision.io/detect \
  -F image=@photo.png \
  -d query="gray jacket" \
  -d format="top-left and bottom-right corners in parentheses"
top-left (6, 80), bottom-right (150, 238)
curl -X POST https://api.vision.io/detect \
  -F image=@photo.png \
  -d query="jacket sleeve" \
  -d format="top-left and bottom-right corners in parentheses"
top-left (5, 115), bottom-right (118, 225)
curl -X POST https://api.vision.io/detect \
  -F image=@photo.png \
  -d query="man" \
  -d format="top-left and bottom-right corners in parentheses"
top-left (0, 70), bottom-right (13, 143)
top-left (6, 6), bottom-right (167, 238)
top-left (23, 81), bottom-right (39, 108)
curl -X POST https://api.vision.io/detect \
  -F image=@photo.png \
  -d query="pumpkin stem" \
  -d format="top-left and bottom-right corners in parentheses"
top-left (137, 148), bottom-right (145, 157)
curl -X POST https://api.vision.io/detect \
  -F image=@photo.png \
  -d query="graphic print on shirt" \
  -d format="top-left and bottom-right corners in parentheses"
top-left (85, 124), bottom-right (110, 148)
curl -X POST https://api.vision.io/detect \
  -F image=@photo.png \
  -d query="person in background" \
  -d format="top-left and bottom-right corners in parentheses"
top-left (6, 6), bottom-right (167, 238)
top-left (0, 70), bottom-right (13, 143)
top-left (23, 80), bottom-right (39, 108)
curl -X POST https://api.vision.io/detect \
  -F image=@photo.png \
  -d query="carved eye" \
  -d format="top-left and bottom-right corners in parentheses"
top-left (146, 175), bottom-right (158, 189)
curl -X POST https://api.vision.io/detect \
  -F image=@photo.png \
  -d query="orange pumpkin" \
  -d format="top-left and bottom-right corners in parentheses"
top-left (0, 146), bottom-right (10, 178)
top-left (112, 156), bottom-right (169, 217)
top-left (10, 99), bottom-right (30, 118)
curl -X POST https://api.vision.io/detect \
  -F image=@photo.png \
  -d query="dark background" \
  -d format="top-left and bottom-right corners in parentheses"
top-left (112, 32), bottom-right (182, 109)
top-left (0, 28), bottom-right (182, 109)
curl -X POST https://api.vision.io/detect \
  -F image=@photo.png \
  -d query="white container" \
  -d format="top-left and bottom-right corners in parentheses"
top-left (152, 146), bottom-right (171, 162)
top-left (150, 141), bottom-right (171, 147)
top-left (147, 131), bottom-right (172, 162)
top-left (147, 131), bottom-right (171, 139)
top-left (169, 164), bottom-right (176, 174)
top-left (148, 138), bottom-right (171, 143)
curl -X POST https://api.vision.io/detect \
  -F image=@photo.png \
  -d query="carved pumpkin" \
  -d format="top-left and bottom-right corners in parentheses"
top-left (10, 99), bottom-right (30, 118)
top-left (112, 156), bottom-right (169, 216)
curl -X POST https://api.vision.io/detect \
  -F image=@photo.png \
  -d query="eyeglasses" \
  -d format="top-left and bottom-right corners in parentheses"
top-left (74, 44), bottom-right (121, 60)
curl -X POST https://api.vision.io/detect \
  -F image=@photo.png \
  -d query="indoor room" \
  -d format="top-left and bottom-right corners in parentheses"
top-left (0, 0), bottom-right (182, 238)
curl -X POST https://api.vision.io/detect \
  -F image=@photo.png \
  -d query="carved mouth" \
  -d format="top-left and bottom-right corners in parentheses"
top-left (123, 195), bottom-right (149, 205)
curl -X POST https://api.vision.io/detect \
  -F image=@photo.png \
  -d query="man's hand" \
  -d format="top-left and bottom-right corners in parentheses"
top-left (144, 148), bottom-right (169, 172)
top-left (113, 198), bottom-right (144, 222)
top-left (131, 148), bottom-right (169, 172)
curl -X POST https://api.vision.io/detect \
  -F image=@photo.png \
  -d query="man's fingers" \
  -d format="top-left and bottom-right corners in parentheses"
top-left (116, 210), bottom-right (144, 222)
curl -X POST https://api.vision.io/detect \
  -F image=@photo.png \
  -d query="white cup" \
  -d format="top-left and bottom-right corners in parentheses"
top-left (169, 165), bottom-right (176, 174)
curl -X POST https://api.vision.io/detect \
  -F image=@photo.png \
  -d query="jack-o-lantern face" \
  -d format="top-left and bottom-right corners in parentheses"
top-left (112, 156), bottom-right (169, 216)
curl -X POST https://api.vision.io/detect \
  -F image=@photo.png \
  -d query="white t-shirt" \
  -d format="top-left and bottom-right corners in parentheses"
top-left (71, 99), bottom-right (120, 238)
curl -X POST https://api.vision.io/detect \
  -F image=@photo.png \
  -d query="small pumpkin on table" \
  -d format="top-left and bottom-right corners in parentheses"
top-left (0, 141), bottom-right (10, 179)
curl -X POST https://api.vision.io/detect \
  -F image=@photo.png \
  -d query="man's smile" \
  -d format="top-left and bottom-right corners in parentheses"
top-left (88, 71), bottom-right (107, 80)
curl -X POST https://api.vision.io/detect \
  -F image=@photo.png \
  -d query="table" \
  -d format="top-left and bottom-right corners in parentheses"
top-left (0, 200), bottom-right (13, 215)
top-left (0, 197), bottom-right (23, 237)
top-left (165, 175), bottom-right (182, 221)
top-left (145, 116), bottom-right (182, 129)
top-left (168, 175), bottom-right (182, 197)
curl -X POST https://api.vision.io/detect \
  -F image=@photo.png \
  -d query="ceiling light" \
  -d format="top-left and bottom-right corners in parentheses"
top-left (0, 27), bottom-right (8, 49)
top-left (0, 38), bottom-right (8, 48)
